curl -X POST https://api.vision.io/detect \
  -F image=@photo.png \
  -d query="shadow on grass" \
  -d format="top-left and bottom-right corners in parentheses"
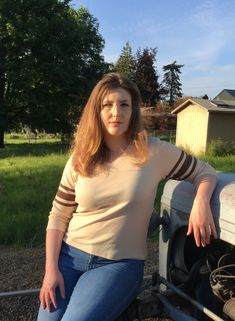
top-left (0, 142), bottom-right (69, 158)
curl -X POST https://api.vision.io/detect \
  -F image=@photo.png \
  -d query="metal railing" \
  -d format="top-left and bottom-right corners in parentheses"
top-left (0, 288), bottom-right (40, 321)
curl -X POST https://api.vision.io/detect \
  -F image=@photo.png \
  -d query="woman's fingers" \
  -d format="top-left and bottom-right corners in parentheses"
top-left (187, 200), bottom-right (217, 247)
top-left (194, 225), bottom-right (201, 247)
top-left (211, 221), bottom-right (218, 239)
top-left (201, 226), bottom-right (208, 247)
top-left (188, 219), bottom-right (217, 247)
top-left (187, 218), bottom-right (211, 247)
top-left (39, 271), bottom-right (65, 313)
top-left (59, 279), bottom-right (65, 299)
top-left (45, 291), bottom-right (53, 312)
top-left (40, 287), bottom-right (57, 312)
top-left (49, 289), bottom-right (57, 310)
top-left (186, 220), bottom-right (193, 236)
top-left (39, 288), bottom-right (45, 309)
top-left (187, 217), bottom-right (202, 247)
top-left (205, 220), bottom-right (217, 242)
top-left (205, 224), bottom-right (212, 245)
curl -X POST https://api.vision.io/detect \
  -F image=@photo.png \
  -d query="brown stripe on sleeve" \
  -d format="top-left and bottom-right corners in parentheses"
top-left (170, 154), bottom-right (194, 180)
top-left (54, 198), bottom-right (77, 207)
top-left (180, 157), bottom-right (197, 180)
top-left (166, 150), bottom-right (184, 179)
top-left (57, 189), bottom-right (75, 201)
top-left (60, 183), bottom-right (75, 193)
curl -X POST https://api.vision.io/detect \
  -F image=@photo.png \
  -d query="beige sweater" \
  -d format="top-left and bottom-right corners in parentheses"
top-left (47, 137), bottom-right (216, 260)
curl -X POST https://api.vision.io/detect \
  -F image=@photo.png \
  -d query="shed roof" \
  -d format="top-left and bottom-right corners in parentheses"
top-left (171, 98), bottom-right (235, 114)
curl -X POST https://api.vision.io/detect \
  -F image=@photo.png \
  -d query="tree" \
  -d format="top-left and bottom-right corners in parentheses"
top-left (134, 48), bottom-right (159, 106)
top-left (113, 42), bottom-right (136, 80)
top-left (0, 0), bottom-right (107, 147)
top-left (161, 61), bottom-right (184, 107)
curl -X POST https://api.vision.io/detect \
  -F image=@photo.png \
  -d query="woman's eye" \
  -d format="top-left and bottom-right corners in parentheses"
top-left (102, 102), bottom-right (130, 108)
top-left (103, 103), bottom-right (112, 108)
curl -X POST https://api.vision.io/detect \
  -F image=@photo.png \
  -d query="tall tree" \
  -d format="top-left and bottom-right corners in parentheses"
top-left (0, 0), bottom-right (107, 147)
top-left (134, 47), bottom-right (159, 106)
top-left (113, 42), bottom-right (136, 80)
top-left (162, 61), bottom-right (184, 106)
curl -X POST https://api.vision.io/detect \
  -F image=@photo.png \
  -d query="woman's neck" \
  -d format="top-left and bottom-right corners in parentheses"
top-left (104, 136), bottom-right (130, 160)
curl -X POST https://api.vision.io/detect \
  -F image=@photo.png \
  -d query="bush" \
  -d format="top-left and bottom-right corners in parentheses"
top-left (9, 134), bottom-right (22, 139)
top-left (142, 112), bottom-right (176, 130)
top-left (207, 139), bottom-right (235, 157)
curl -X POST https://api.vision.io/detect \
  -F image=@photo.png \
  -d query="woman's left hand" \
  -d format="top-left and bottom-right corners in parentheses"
top-left (187, 195), bottom-right (217, 247)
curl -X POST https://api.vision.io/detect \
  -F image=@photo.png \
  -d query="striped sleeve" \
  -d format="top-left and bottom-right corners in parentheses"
top-left (153, 138), bottom-right (216, 183)
top-left (165, 150), bottom-right (198, 180)
top-left (47, 156), bottom-right (78, 232)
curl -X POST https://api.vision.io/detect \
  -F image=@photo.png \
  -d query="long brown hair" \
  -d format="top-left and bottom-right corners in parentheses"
top-left (70, 72), bottom-right (148, 176)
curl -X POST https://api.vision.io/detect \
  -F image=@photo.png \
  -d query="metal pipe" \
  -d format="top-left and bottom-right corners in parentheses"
top-left (0, 288), bottom-right (40, 298)
top-left (156, 293), bottom-right (198, 321)
top-left (159, 276), bottom-right (224, 321)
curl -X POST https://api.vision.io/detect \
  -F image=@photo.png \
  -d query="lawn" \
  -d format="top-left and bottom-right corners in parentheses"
top-left (0, 139), bottom-right (69, 245)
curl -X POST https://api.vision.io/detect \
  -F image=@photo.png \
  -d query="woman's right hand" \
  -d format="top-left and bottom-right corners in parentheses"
top-left (39, 268), bottom-right (65, 312)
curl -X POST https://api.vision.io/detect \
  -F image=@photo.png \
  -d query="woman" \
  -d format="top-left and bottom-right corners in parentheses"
top-left (37, 73), bottom-right (217, 321)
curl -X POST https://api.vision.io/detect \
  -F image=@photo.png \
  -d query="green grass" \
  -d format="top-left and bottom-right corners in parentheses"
top-left (0, 141), bottom-right (69, 246)
top-left (200, 155), bottom-right (235, 172)
top-left (0, 139), bottom-right (234, 247)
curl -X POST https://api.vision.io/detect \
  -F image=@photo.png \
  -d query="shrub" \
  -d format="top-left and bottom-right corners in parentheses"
top-left (207, 139), bottom-right (235, 157)
top-left (142, 112), bottom-right (176, 130)
top-left (9, 134), bottom-right (22, 139)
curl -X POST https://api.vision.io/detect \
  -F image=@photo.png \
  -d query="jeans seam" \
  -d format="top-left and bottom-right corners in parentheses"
top-left (86, 254), bottom-right (92, 271)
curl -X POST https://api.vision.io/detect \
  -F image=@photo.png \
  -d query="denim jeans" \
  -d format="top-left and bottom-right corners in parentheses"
top-left (37, 242), bottom-right (144, 321)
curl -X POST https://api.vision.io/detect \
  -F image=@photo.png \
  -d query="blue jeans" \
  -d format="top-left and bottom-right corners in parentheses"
top-left (37, 242), bottom-right (144, 321)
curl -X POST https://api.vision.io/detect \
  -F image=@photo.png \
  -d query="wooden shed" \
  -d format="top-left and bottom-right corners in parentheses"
top-left (171, 98), bottom-right (235, 155)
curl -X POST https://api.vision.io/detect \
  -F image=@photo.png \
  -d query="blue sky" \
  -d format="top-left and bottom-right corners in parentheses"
top-left (72, 0), bottom-right (235, 99)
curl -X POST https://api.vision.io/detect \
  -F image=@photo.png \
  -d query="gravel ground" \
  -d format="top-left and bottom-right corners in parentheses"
top-left (0, 240), bottom-right (166, 321)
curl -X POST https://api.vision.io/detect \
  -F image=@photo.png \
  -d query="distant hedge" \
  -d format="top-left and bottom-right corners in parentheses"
top-left (207, 139), bottom-right (235, 157)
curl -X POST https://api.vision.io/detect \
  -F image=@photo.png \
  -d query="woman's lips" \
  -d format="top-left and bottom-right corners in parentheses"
top-left (110, 121), bottom-right (122, 126)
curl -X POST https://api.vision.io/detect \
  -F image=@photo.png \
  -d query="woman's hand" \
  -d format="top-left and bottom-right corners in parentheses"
top-left (187, 195), bottom-right (217, 247)
top-left (39, 268), bottom-right (65, 312)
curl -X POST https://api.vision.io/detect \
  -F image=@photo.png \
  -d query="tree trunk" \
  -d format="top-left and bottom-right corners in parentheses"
top-left (0, 129), bottom-right (4, 148)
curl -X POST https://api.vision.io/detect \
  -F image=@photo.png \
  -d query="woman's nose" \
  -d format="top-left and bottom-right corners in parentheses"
top-left (112, 104), bottom-right (121, 116)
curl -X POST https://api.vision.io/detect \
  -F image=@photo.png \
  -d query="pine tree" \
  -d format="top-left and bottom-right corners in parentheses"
top-left (134, 48), bottom-right (159, 106)
top-left (114, 42), bottom-right (136, 80)
top-left (162, 61), bottom-right (184, 106)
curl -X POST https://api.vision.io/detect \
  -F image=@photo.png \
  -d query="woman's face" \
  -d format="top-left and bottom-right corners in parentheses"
top-left (100, 87), bottom-right (132, 140)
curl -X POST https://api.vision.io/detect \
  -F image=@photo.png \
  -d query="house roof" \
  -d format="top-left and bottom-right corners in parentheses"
top-left (214, 89), bottom-right (235, 100)
top-left (171, 98), bottom-right (235, 114)
top-left (226, 89), bottom-right (235, 98)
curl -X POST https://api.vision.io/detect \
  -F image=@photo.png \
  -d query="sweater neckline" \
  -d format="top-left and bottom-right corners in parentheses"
top-left (108, 142), bottom-right (132, 165)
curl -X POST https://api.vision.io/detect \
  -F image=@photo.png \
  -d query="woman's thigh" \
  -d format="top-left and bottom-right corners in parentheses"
top-left (61, 259), bottom-right (144, 321)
